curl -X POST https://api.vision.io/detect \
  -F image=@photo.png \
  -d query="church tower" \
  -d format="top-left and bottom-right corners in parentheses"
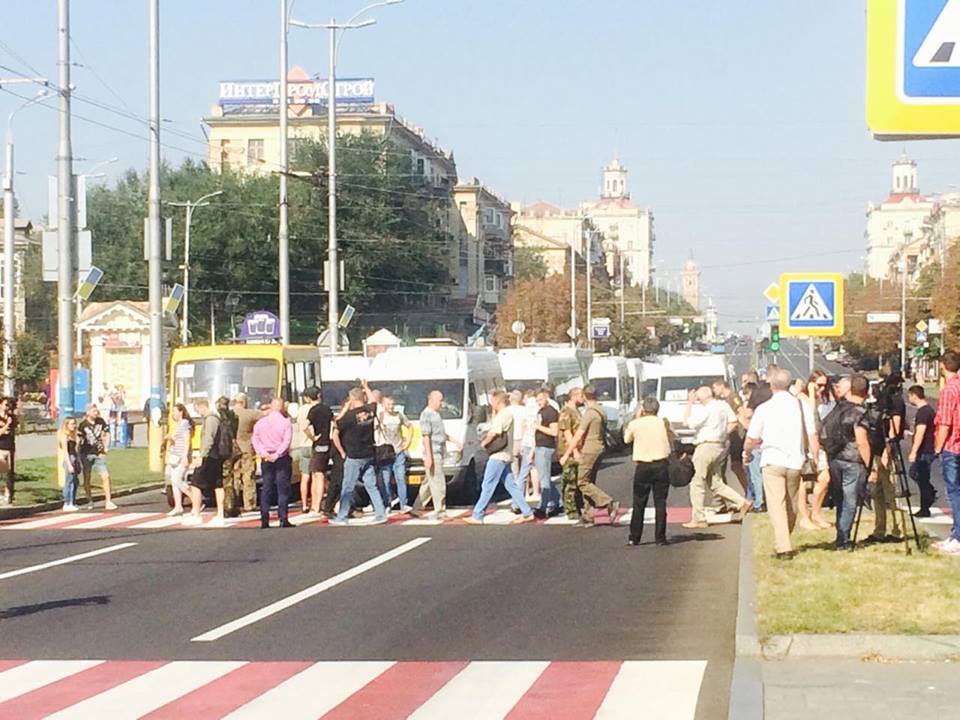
top-left (892, 152), bottom-right (918, 194)
top-left (682, 256), bottom-right (700, 311)
top-left (602, 157), bottom-right (629, 199)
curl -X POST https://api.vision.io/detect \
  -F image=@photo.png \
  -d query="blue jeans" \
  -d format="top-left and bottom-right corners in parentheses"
top-left (748, 453), bottom-right (764, 508)
top-left (338, 456), bottom-right (387, 521)
top-left (830, 458), bottom-right (867, 547)
top-left (378, 451), bottom-right (408, 508)
top-left (473, 458), bottom-right (531, 520)
top-left (909, 452), bottom-right (937, 513)
top-left (62, 460), bottom-right (77, 506)
top-left (941, 450), bottom-right (960, 541)
top-left (534, 446), bottom-right (559, 511)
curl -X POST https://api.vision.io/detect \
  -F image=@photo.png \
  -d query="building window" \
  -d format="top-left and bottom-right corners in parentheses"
top-left (416, 157), bottom-right (425, 175)
top-left (219, 140), bottom-right (231, 168)
top-left (484, 275), bottom-right (498, 294)
top-left (247, 139), bottom-right (264, 167)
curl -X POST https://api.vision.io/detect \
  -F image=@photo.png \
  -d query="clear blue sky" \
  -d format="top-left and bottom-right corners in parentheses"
top-left (4, 0), bottom-right (960, 329)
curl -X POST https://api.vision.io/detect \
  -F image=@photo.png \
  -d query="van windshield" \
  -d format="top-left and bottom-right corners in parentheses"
top-left (320, 381), bottom-right (355, 411)
top-left (591, 378), bottom-right (617, 402)
top-left (504, 379), bottom-right (543, 393)
top-left (368, 380), bottom-right (465, 420)
top-left (660, 376), bottom-right (723, 402)
top-left (641, 379), bottom-right (659, 399)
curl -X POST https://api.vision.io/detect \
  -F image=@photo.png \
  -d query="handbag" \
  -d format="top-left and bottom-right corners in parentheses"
top-left (486, 431), bottom-right (509, 455)
top-left (798, 398), bottom-right (817, 478)
top-left (668, 452), bottom-right (695, 488)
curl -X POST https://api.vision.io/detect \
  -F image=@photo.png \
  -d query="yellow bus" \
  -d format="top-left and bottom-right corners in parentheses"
top-left (168, 344), bottom-right (321, 414)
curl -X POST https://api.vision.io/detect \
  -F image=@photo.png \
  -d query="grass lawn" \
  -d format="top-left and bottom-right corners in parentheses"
top-left (752, 513), bottom-right (960, 637)
top-left (12, 448), bottom-right (163, 507)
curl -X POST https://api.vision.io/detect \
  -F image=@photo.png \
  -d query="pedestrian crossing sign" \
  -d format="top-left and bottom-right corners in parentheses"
top-left (778, 273), bottom-right (844, 337)
top-left (868, 0), bottom-right (960, 139)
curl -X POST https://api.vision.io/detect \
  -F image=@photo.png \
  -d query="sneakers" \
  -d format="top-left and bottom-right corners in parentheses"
top-left (572, 519), bottom-right (594, 528)
top-left (369, 517), bottom-right (388, 526)
top-left (328, 517), bottom-right (348, 527)
top-left (62, 504), bottom-right (79, 513)
top-left (181, 515), bottom-right (202, 526)
top-left (399, 505), bottom-right (414, 514)
top-left (934, 538), bottom-right (960, 554)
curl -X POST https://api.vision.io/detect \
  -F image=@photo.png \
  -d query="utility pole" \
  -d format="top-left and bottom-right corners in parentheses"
top-left (900, 228), bottom-right (912, 373)
top-left (147, 0), bottom-right (163, 470)
top-left (619, 254), bottom-right (625, 326)
top-left (56, 0), bottom-right (75, 423)
top-left (278, 0), bottom-right (290, 345)
top-left (569, 234), bottom-right (576, 348)
top-left (585, 229), bottom-right (593, 350)
top-left (3, 84), bottom-right (47, 396)
top-left (808, 336), bottom-right (815, 375)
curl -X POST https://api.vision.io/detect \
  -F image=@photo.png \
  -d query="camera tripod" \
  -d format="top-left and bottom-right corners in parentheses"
top-left (852, 436), bottom-right (924, 554)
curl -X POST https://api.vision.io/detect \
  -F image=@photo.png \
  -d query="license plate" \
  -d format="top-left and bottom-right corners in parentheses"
top-left (407, 474), bottom-right (423, 486)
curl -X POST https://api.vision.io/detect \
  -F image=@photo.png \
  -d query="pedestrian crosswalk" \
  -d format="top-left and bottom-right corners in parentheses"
top-left (0, 506), bottom-right (698, 532)
top-left (0, 659), bottom-right (707, 719)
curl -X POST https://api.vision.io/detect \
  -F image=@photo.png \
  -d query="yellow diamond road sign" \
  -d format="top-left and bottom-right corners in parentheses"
top-left (917, 319), bottom-right (928, 332)
top-left (763, 283), bottom-right (781, 304)
top-left (867, 0), bottom-right (960, 139)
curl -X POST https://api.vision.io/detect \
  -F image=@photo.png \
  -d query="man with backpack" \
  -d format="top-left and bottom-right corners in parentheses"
top-left (184, 397), bottom-right (227, 527)
top-left (821, 375), bottom-right (875, 549)
top-left (565, 384), bottom-right (620, 527)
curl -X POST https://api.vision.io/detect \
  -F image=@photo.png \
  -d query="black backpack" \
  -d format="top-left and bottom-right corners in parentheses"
top-left (209, 415), bottom-right (234, 461)
top-left (820, 402), bottom-right (852, 459)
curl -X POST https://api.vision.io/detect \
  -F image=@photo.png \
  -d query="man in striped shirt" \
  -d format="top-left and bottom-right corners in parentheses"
top-left (934, 351), bottom-right (960, 555)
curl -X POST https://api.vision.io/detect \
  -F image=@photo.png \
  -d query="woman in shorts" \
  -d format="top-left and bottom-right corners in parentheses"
top-left (165, 404), bottom-right (194, 517)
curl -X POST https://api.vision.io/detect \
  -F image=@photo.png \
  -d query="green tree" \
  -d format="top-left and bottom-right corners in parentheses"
top-left (512, 246), bottom-right (548, 281)
top-left (9, 331), bottom-right (49, 390)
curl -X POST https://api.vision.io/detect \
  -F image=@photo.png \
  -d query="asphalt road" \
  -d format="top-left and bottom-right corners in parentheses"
top-left (0, 451), bottom-right (741, 720)
top-left (726, 337), bottom-right (848, 383)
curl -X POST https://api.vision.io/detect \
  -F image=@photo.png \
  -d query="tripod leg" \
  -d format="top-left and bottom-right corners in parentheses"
top-left (851, 459), bottom-right (874, 549)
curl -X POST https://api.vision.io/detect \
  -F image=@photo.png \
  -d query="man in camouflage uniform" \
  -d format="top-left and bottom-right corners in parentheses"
top-left (216, 396), bottom-right (241, 516)
top-left (231, 393), bottom-right (262, 513)
top-left (557, 388), bottom-right (583, 520)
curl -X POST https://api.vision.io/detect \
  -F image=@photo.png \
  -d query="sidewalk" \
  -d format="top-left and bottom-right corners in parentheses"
top-left (763, 659), bottom-right (960, 720)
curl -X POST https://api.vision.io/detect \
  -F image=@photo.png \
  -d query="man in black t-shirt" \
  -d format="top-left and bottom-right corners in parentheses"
top-left (304, 386), bottom-right (333, 516)
top-left (78, 404), bottom-right (116, 510)
top-left (908, 385), bottom-right (938, 517)
top-left (330, 383), bottom-right (387, 525)
top-left (533, 389), bottom-right (561, 517)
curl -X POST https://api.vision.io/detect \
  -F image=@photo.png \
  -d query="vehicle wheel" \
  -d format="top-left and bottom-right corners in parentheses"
top-left (446, 460), bottom-right (479, 507)
top-left (165, 485), bottom-right (174, 508)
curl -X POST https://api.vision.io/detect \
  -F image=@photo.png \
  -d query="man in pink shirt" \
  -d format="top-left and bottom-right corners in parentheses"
top-left (253, 397), bottom-right (294, 529)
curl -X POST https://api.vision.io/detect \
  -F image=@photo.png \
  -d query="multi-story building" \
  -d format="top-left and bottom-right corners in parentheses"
top-left (453, 180), bottom-right (513, 305)
top-left (0, 217), bottom-right (31, 334)
top-left (887, 192), bottom-right (960, 284)
top-left (580, 158), bottom-right (654, 287)
top-left (510, 202), bottom-right (589, 277)
top-left (865, 154), bottom-right (935, 280)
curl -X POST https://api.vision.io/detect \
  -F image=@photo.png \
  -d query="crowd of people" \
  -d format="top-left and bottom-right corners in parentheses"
top-left (42, 354), bottom-right (960, 556)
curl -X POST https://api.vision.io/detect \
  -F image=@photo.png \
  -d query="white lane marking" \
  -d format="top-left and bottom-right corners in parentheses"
top-left (127, 515), bottom-right (185, 529)
top-left (191, 537), bottom-right (432, 642)
top-left (223, 661), bottom-right (393, 720)
top-left (408, 661), bottom-right (548, 719)
top-left (0, 513), bottom-right (106, 530)
top-left (64, 512), bottom-right (158, 530)
top-left (0, 660), bottom-right (102, 703)
top-left (0, 542), bottom-right (137, 581)
top-left (289, 513), bottom-right (325, 526)
top-left (46, 661), bottom-right (244, 719)
top-left (596, 660), bottom-right (706, 720)
top-left (483, 509), bottom-right (522, 525)
top-left (544, 515), bottom-right (578, 525)
top-left (401, 509), bottom-right (467, 526)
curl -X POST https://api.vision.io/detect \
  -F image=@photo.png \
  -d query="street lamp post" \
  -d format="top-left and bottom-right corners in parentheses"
top-left (291, 0), bottom-right (403, 354)
top-left (167, 190), bottom-right (223, 344)
top-left (3, 87), bottom-right (48, 396)
top-left (901, 228), bottom-right (912, 374)
top-left (278, 0), bottom-right (290, 345)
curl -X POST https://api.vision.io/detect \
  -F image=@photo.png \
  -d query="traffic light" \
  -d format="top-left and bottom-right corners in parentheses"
top-left (769, 325), bottom-right (780, 352)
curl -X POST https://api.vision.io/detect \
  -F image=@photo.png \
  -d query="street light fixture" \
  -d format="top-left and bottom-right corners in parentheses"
top-left (3, 87), bottom-right (49, 395)
top-left (166, 190), bottom-right (224, 344)
top-left (290, 0), bottom-right (404, 354)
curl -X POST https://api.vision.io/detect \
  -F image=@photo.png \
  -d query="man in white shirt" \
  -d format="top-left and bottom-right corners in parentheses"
top-left (683, 386), bottom-right (752, 528)
top-left (743, 368), bottom-right (820, 559)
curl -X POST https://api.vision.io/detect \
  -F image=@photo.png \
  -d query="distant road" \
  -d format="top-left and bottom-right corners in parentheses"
top-left (726, 338), bottom-right (847, 382)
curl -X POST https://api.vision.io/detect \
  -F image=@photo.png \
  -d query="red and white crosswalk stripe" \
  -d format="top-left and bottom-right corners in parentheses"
top-left (0, 506), bottom-right (697, 532)
top-left (0, 659), bottom-right (707, 719)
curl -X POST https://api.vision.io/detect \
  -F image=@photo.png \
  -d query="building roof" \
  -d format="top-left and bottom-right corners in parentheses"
top-left (881, 191), bottom-right (932, 205)
top-left (79, 300), bottom-right (149, 325)
top-left (586, 196), bottom-right (645, 212)
top-left (518, 201), bottom-right (565, 218)
top-left (0, 218), bottom-right (33, 233)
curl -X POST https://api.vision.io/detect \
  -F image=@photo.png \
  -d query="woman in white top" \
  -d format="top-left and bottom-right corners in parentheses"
top-left (165, 403), bottom-right (194, 517)
top-left (797, 372), bottom-right (834, 530)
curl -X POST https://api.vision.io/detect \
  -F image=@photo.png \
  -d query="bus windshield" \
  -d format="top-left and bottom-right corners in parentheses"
top-left (173, 359), bottom-right (278, 411)
top-left (368, 380), bottom-right (465, 420)
top-left (321, 381), bottom-right (355, 412)
top-left (660, 376), bottom-right (723, 402)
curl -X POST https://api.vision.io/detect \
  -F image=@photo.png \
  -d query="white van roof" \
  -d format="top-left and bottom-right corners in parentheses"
top-left (368, 346), bottom-right (501, 381)
top-left (320, 355), bottom-right (371, 381)
top-left (657, 354), bottom-right (727, 377)
top-left (588, 355), bottom-right (628, 378)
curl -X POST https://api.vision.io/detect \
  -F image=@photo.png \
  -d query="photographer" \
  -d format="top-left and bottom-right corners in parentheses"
top-left (867, 373), bottom-right (905, 543)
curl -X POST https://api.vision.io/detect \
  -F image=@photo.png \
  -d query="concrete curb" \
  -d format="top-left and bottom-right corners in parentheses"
top-left (760, 633), bottom-right (960, 661)
top-left (0, 483), bottom-right (165, 520)
top-left (728, 515), bottom-right (764, 720)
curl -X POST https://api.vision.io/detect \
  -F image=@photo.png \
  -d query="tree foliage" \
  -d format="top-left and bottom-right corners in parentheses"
top-left (9, 331), bottom-right (49, 390)
top-left (67, 132), bottom-right (452, 345)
